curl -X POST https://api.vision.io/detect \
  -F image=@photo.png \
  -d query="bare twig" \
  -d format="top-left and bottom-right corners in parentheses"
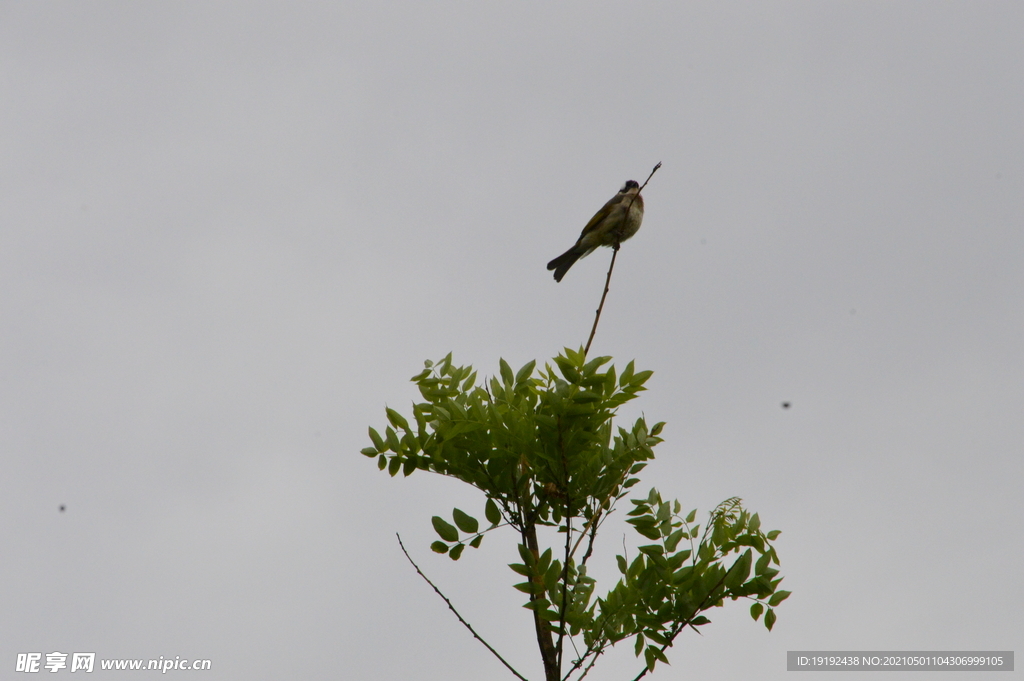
top-left (583, 162), bottom-right (661, 357)
top-left (583, 246), bottom-right (619, 357)
top-left (396, 534), bottom-right (529, 681)
top-left (564, 635), bottom-right (612, 681)
top-left (568, 461), bottom-right (633, 562)
top-left (579, 514), bottom-right (600, 566)
top-left (638, 162), bottom-right (662, 193)
top-left (574, 648), bottom-right (605, 681)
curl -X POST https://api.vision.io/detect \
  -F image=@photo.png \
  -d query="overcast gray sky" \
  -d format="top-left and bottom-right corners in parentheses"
top-left (2, 2), bottom-right (1022, 680)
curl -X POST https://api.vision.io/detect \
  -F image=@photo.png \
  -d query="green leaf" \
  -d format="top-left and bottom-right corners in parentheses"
top-left (582, 355), bottom-right (611, 375)
top-left (748, 512), bottom-right (761, 533)
top-left (626, 504), bottom-right (650, 517)
top-left (619, 361), bottom-right (635, 387)
top-left (499, 358), bottom-right (514, 385)
top-left (685, 509), bottom-right (697, 524)
top-left (360, 447), bottom-right (377, 457)
top-left (554, 355), bottom-right (581, 383)
top-left (665, 529), bottom-right (684, 553)
top-left (543, 562), bottom-right (561, 591)
top-left (452, 508), bottom-right (479, 534)
top-left (750, 602), bottom-right (764, 621)
top-left (643, 645), bottom-right (668, 671)
top-left (644, 646), bottom-right (656, 671)
top-left (768, 590), bottom-right (791, 607)
top-left (605, 366), bottom-right (617, 394)
top-left (368, 427), bottom-right (385, 451)
top-left (489, 376), bottom-right (503, 399)
top-left (515, 360), bottom-right (536, 385)
top-left (431, 516), bottom-right (459, 542)
top-left (470, 535), bottom-right (483, 548)
top-left (645, 630), bottom-right (668, 646)
top-left (538, 607), bottom-right (561, 621)
top-left (485, 498), bottom-right (501, 526)
top-left (725, 549), bottom-right (752, 589)
top-left (633, 524), bottom-right (662, 541)
top-left (385, 427), bottom-right (400, 451)
top-left (616, 555), bottom-right (627, 574)
top-left (690, 616), bottom-right (710, 626)
top-left (537, 548), bottom-right (552, 573)
top-left (449, 543), bottom-right (465, 560)
top-left (524, 597), bottom-right (550, 611)
top-left (386, 407), bottom-right (410, 431)
top-left (430, 541), bottom-right (449, 554)
top-left (767, 530), bottom-right (781, 540)
top-left (764, 608), bottom-right (777, 631)
top-left (631, 369), bottom-right (654, 387)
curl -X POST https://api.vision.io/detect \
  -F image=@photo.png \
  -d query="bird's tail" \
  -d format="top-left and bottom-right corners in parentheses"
top-left (547, 246), bottom-right (583, 282)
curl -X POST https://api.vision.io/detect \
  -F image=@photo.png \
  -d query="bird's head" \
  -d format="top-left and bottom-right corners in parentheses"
top-left (620, 180), bottom-right (640, 192)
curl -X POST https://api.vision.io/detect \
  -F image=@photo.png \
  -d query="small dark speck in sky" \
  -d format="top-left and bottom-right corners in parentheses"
top-left (59, 505), bottom-right (66, 512)
top-left (781, 402), bottom-right (791, 409)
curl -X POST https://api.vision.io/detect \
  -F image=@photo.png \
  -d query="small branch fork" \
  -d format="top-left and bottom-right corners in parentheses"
top-left (397, 534), bottom-right (529, 681)
top-left (583, 162), bottom-right (662, 357)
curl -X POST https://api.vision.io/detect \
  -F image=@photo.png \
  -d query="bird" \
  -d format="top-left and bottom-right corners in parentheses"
top-left (547, 179), bottom-right (645, 282)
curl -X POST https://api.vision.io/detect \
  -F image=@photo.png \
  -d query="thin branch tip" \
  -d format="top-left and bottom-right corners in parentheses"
top-left (583, 162), bottom-right (660, 356)
top-left (396, 534), bottom-right (529, 681)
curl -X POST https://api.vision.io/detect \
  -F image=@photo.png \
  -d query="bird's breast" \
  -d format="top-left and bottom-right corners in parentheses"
top-left (616, 197), bottom-right (644, 240)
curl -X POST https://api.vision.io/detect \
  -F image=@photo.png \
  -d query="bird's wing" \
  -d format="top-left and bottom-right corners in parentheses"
top-left (577, 192), bottom-right (628, 240)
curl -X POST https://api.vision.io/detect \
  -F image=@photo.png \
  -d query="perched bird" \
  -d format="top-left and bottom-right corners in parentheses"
top-left (547, 180), bottom-right (645, 282)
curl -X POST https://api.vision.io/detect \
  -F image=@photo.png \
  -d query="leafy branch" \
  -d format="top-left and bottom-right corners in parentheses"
top-left (362, 350), bottom-right (788, 680)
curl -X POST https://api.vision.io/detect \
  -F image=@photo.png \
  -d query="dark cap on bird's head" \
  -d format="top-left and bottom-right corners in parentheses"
top-left (620, 180), bottom-right (640, 192)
